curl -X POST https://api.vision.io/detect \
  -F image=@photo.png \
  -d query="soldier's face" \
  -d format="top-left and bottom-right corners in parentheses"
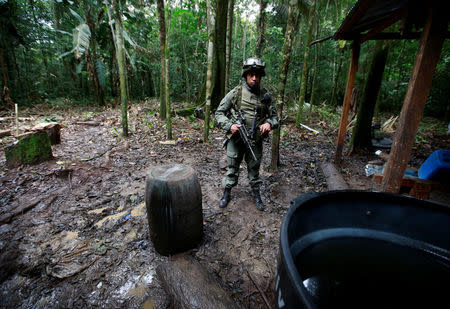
top-left (246, 72), bottom-right (261, 87)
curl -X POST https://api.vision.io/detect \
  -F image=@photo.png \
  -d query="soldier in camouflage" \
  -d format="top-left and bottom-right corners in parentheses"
top-left (215, 57), bottom-right (279, 211)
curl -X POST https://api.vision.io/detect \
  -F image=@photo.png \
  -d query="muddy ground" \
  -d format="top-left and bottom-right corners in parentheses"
top-left (1, 101), bottom-right (449, 308)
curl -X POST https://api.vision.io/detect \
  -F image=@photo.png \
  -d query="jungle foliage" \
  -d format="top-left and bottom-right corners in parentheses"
top-left (0, 0), bottom-right (449, 122)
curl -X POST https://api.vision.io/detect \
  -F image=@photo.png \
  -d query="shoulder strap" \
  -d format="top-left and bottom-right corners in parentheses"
top-left (231, 84), bottom-right (243, 111)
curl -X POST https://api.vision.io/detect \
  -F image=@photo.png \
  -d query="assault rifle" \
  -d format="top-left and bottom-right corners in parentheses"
top-left (222, 110), bottom-right (258, 162)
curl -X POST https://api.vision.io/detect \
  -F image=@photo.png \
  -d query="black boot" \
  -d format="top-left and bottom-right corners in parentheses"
top-left (219, 188), bottom-right (231, 208)
top-left (252, 188), bottom-right (264, 211)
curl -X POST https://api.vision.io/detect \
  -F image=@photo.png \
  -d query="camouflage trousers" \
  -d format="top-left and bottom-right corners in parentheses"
top-left (222, 136), bottom-right (263, 189)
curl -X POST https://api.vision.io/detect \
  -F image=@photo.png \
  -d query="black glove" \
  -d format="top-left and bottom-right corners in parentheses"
top-left (261, 93), bottom-right (271, 104)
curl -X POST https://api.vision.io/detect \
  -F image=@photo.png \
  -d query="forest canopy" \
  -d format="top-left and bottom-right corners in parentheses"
top-left (0, 0), bottom-right (449, 120)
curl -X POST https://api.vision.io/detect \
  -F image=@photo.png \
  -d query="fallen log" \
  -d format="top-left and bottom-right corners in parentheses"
top-left (0, 117), bottom-right (34, 121)
top-left (73, 121), bottom-right (101, 126)
top-left (0, 129), bottom-right (11, 138)
top-left (320, 162), bottom-right (349, 190)
top-left (156, 255), bottom-right (238, 309)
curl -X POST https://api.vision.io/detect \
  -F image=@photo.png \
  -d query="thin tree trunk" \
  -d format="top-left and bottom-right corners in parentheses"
top-left (254, 0), bottom-right (267, 58)
top-left (309, 18), bottom-right (320, 124)
top-left (296, 0), bottom-right (317, 127)
top-left (112, 0), bottom-right (128, 137)
top-left (270, 1), bottom-right (299, 171)
top-left (86, 9), bottom-right (105, 106)
top-left (165, 8), bottom-right (172, 140)
top-left (224, 0), bottom-right (234, 94)
top-left (182, 41), bottom-right (190, 101)
top-left (242, 27), bottom-right (246, 62)
top-left (330, 49), bottom-right (344, 106)
top-left (351, 40), bottom-right (389, 150)
top-left (157, 0), bottom-right (167, 120)
top-left (204, 0), bottom-right (215, 142)
top-left (211, 0), bottom-right (228, 110)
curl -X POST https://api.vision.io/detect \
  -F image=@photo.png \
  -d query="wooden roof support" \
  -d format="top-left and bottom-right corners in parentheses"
top-left (359, 8), bottom-right (406, 44)
top-left (334, 41), bottom-right (360, 164)
top-left (382, 8), bottom-right (447, 193)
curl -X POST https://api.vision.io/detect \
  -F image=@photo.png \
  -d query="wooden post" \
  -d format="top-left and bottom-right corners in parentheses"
top-left (382, 8), bottom-right (447, 193)
top-left (15, 104), bottom-right (18, 136)
top-left (334, 41), bottom-right (360, 164)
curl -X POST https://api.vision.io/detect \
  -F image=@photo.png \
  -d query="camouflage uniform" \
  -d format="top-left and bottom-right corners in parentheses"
top-left (215, 83), bottom-right (279, 190)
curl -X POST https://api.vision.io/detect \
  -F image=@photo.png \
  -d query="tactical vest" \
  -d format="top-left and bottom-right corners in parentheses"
top-left (233, 84), bottom-right (268, 130)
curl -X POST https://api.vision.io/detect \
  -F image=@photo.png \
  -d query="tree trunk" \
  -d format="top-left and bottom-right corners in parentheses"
top-left (270, 1), bottom-right (299, 171)
top-left (113, 0), bottom-right (128, 137)
top-left (242, 26), bottom-right (246, 62)
top-left (87, 9), bottom-right (105, 106)
top-left (157, 0), bottom-right (167, 120)
top-left (211, 0), bottom-right (228, 111)
top-left (204, 0), bottom-right (215, 142)
top-left (330, 49), bottom-right (344, 107)
top-left (182, 40), bottom-right (190, 102)
top-left (224, 0), bottom-right (234, 94)
top-left (165, 8), bottom-right (172, 140)
top-left (309, 18), bottom-right (320, 124)
top-left (351, 40), bottom-right (389, 150)
top-left (0, 48), bottom-right (13, 107)
top-left (254, 0), bottom-right (267, 58)
top-left (296, 0), bottom-right (316, 127)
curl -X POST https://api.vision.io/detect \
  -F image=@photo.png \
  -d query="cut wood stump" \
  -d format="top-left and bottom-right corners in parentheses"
top-left (320, 162), bottom-right (349, 190)
top-left (156, 255), bottom-right (238, 309)
top-left (145, 164), bottom-right (203, 256)
top-left (30, 122), bottom-right (62, 145)
top-left (4, 131), bottom-right (53, 167)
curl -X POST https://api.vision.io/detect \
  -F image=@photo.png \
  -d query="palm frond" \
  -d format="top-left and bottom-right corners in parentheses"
top-left (123, 30), bottom-right (136, 47)
top-left (69, 8), bottom-right (84, 23)
top-left (72, 23), bottom-right (91, 59)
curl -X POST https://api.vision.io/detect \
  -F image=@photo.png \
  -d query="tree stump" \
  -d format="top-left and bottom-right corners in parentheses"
top-left (156, 255), bottom-right (238, 309)
top-left (145, 164), bottom-right (203, 256)
top-left (4, 131), bottom-right (53, 167)
top-left (30, 122), bottom-right (62, 145)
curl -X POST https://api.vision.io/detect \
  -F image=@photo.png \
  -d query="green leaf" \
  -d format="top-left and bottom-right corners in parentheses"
top-left (123, 30), bottom-right (136, 47)
top-left (76, 61), bottom-right (85, 74)
top-left (338, 40), bottom-right (346, 49)
top-left (52, 29), bottom-right (72, 36)
top-left (69, 8), bottom-right (84, 23)
top-left (72, 23), bottom-right (91, 59)
top-left (96, 59), bottom-right (106, 87)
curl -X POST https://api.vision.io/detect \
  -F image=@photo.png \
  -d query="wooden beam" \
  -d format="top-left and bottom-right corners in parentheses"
top-left (334, 42), bottom-right (360, 164)
top-left (382, 8), bottom-right (447, 193)
top-left (360, 8), bottom-right (406, 44)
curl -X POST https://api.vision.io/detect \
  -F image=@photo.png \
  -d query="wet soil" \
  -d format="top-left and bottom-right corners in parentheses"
top-left (1, 101), bottom-right (449, 308)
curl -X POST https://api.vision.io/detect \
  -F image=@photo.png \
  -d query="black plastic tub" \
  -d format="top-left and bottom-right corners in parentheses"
top-left (275, 190), bottom-right (450, 309)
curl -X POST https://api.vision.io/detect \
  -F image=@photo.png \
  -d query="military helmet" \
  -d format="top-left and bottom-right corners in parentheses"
top-left (242, 57), bottom-right (266, 77)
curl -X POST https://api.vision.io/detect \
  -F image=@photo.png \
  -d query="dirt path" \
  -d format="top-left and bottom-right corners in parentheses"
top-left (0, 102), bottom-right (447, 308)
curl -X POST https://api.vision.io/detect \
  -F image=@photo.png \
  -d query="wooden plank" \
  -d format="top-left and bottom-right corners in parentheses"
top-left (334, 42), bottom-right (360, 164)
top-left (382, 8), bottom-right (447, 193)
